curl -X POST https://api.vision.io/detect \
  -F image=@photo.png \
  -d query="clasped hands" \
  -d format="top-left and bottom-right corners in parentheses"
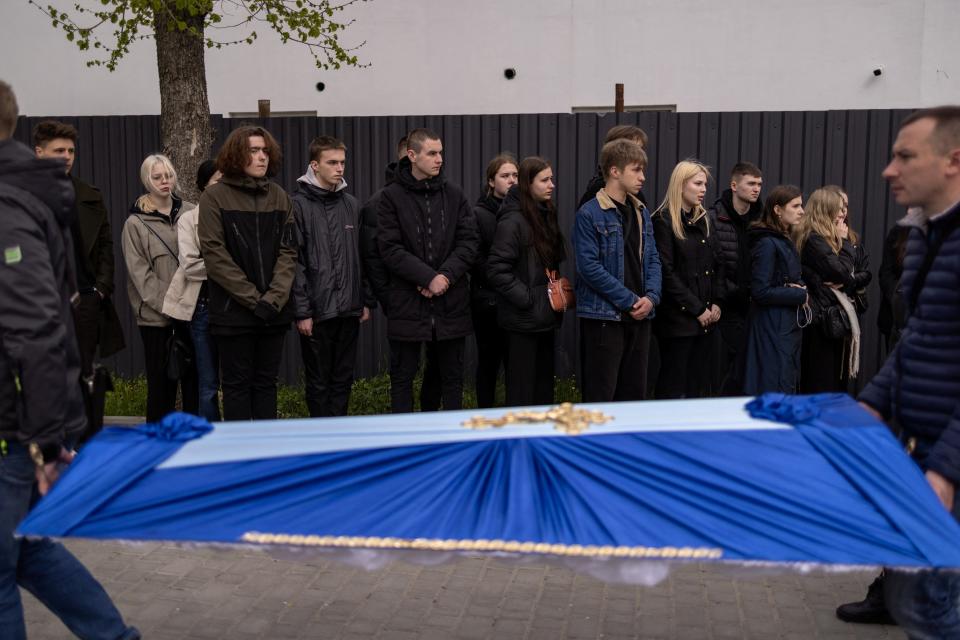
top-left (696, 303), bottom-right (722, 328)
top-left (629, 296), bottom-right (654, 321)
top-left (418, 274), bottom-right (450, 298)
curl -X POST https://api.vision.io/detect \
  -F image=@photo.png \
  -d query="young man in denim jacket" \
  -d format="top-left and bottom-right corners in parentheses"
top-left (574, 139), bottom-right (662, 402)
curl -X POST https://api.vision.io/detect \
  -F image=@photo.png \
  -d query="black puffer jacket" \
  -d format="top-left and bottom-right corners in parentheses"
top-left (486, 188), bottom-right (563, 333)
top-left (707, 189), bottom-right (763, 314)
top-left (877, 225), bottom-right (910, 337)
top-left (377, 157), bottom-right (479, 341)
top-left (651, 209), bottom-right (723, 338)
top-left (291, 178), bottom-right (371, 322)
top-left (360, 161), bottom-right (397, 311)
top-left (471, 192), bottom-right (503, 308)
top-left (0, 139), bottom-right (86, 454)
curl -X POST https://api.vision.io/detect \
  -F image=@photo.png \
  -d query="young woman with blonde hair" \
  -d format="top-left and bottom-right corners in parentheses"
top-left (121, 153), bottom-right (199, 422)
top-left (651, 160), bottom-right (723, 398)
top-left (796, 187), bottom-right (858, 393)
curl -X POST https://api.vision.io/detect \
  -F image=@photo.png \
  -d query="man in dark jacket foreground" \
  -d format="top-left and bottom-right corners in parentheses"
top-left (292, 136), bottom-right (372, 417)
top-left (377, 128), bottom-right (478, 412)
top-left (845, 106), bottom-right (960, 637)
top-left (707, 162), bottom-right (763, 395)
top-left (0, 80), bottom-right (138, 640)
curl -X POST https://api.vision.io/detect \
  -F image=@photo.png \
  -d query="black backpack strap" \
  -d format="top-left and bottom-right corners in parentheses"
top-left (134, 214), bottom-right (179, 267)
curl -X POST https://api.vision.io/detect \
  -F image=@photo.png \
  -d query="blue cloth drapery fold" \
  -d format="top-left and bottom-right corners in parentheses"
top-left (746, 393), bottom-right (960, 567)
top-left (19, 412), bottom-right (211, 536)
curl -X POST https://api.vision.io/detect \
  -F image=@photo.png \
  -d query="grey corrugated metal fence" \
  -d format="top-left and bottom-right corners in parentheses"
top-left (13, 109), bottom-right (912, 388)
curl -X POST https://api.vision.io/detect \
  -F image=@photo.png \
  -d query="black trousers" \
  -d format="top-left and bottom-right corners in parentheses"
top-left (799, 328), bottom-right (848, 393)
top-left (655, 333), bottom-right (712, 399)
top-left (216, 328), bottom-right (286, 420)
top-left (473, 306), bottom-right (507, 408)
top-left (420, 339), bottom-right (442, 412)
top-left (505, 330), bottom-right (555, 407)
top-left (390, 337), bottom-right (465, 413)
top-left (299, 316), bottom-right (360, 417)
top-left (73, 291), bottom-right (100, 377)
top-left (139, 324), bottom-right (198, 423)
top-left (580, 318), bottom-right (651, 403)
top-left (715, 311), bottom-right (748, 396)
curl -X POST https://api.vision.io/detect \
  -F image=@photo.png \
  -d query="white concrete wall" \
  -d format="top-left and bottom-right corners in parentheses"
top-left (3, 0), bottom-right (959, 116)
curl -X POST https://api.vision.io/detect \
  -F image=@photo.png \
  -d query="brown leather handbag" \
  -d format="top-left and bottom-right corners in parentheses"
top-left (545, 269), bottom-right (575, 312)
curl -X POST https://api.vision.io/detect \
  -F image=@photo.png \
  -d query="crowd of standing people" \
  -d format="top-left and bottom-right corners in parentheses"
top-left (34, 120), bottom-right (909, 425)
top-left (3, 71), bottom-right (960, 637)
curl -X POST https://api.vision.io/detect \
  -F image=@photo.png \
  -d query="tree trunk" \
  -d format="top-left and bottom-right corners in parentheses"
top-left (154, 3), bottom-right (214, 204)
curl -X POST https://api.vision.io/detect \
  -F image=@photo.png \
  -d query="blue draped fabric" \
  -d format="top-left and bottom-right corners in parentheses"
top-left (18, 395), bottom-right (960, 569)
top-left (19, 413), bottom-right (211, 535)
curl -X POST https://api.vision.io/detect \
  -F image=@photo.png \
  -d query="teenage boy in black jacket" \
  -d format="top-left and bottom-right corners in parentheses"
top-left (292, 136), bottom-right (372, 417)
top-left (361, 136), bottom-right (443, 411)
top-left (377, 129), bottom-right (479, 413)
top-left (707, 162), bottom-right (763, 395)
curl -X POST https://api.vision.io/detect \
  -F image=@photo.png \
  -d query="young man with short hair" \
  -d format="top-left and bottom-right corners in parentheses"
top-left (707, 162), bottom-right (763, 395)
top-left (0, 80), bottom-right (139, 640)
top-left (839, 106), bottom-right (960, 637)
top-left (577, 125), bottom-right (650, 209)
top-left (377, 128), bottom-right (479, 413)
top-left (292, 136), bottom-right (372, 417)
top-left (33, 120), bottom-right (125, 437)
top-left (574, 139), bottom-right (662, 402)
top-left (198, 126), bottom-right (297, 420)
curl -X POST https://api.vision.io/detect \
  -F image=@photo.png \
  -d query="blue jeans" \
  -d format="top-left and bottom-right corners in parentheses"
top-left (885, 492), bottom-right (960, 639)
top-left (0, 440), bottom-right (139, 640)
top-left (191, 299), bottom-right (221, 422)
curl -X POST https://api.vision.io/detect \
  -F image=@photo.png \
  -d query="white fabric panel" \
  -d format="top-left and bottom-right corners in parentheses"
top-left (161, 397), bottom-right (789, 469)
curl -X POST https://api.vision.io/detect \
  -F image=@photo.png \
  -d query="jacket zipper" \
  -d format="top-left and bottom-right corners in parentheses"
top-left (255, 192), bottom-right (266, 291)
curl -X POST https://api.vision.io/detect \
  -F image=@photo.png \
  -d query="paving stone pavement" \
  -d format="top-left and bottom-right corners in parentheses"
top-left (21, 540), bottom-right (904, 639)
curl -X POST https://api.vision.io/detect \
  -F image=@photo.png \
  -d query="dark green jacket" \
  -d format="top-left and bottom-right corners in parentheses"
top-left (198, 174), bottom-right (298, 329)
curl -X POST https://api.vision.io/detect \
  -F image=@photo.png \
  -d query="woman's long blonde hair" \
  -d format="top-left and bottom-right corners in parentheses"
top-left (823, 184), bottom-right (860, 244)
top-left (135, 154), bottom-right (178, 213)
top-left (795, 187), bottom-right (844, 253)
top-left (655, 160), bottom-right (711, 240)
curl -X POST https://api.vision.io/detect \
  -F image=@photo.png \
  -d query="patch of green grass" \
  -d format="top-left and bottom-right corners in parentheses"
top-left (106, 372), bottom-right (581, 419)
top-left (104, 376), bottom-right (148, 417)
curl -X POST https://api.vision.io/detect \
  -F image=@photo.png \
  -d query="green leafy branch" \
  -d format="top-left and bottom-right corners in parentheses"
top-left (30, 0), bottom-right (368, 71)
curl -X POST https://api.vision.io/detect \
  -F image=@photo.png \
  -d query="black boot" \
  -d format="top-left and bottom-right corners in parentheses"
top-left (836, 573), bottom-right (896, 625)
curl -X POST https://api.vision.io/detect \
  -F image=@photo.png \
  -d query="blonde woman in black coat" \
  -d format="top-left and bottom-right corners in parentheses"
top-left (651, 160), bottom-right (723, 399)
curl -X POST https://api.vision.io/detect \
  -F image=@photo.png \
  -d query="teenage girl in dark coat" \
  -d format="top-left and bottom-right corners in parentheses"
top-left (471, 154), bottom-right (518, 407)
top-left (652, 160), bottom-right (723, 399)
top-left (743, 186), bottom-right (807, 395)
top-left (486, 157), bottom-right (566, 406)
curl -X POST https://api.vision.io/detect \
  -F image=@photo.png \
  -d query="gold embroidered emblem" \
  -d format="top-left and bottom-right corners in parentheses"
top-left (461, 402), bottom-right (613, 435)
